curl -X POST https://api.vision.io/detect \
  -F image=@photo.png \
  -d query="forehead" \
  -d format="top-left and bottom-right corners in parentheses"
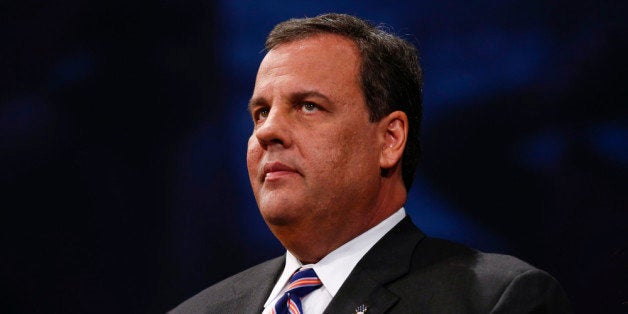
top-left (254, 34), bottom-right (362, 95)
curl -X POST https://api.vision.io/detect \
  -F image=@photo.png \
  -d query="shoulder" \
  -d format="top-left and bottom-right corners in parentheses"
top-left (169, 256), bottom-right (285, 314)
top-left (479, 254), bottom-right (572, 313)
top-left (402, 237), bottom-right (571, 312)
top-left (411, 236), bottom-right (539, 274)
top-left (406, 237), bottom-right (540, 286)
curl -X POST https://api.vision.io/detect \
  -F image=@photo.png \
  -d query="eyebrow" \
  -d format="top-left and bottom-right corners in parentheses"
top-left (248, 90), bottom-right (332, 112)
top-left (247, 97), bottom-right (265, 113)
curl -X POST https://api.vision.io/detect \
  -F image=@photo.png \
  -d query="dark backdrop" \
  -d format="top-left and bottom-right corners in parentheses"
top-left (2, 1), bottom-right (626, 313)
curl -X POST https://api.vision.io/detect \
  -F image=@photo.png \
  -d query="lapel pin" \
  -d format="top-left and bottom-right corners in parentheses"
top-left (355, 304), bottom-right (368, 313)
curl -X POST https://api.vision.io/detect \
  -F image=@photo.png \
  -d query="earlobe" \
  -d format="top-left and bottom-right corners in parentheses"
top-left (380, 111), bottom-right (408, 170)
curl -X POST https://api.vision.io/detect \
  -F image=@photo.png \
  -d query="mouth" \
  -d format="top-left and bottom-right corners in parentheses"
top-left (262, 161), bottom-right (299, 182)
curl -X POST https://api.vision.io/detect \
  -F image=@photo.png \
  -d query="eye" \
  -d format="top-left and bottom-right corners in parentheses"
top-left (259, 108), bottom-right (269, 118)
top-left (301, 102), bottom-right (319, 113)
top-left (254, 107), bottom-right (269, 123)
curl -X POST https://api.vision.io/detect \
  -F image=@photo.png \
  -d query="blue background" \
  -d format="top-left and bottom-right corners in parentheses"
top-left (2, 0), bottom-right (626, 312)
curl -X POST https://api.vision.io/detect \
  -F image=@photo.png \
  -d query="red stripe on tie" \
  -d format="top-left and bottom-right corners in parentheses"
top-left (288, 299), bottom-right (299, 314)
top-left (287, 278), bottom-right (322, 290)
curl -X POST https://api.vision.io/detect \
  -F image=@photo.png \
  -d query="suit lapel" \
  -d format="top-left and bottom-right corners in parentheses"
top-left (324, 217), bottom-right (425, 313)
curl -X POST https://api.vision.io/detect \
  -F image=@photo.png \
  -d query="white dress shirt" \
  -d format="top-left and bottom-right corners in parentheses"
top-left (262, 208), bottom-right (406, 314)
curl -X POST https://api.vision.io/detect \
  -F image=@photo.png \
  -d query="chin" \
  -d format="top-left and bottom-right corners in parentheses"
top-left (258, 203), bottom-right (301, 227)
top-left (262, 214), bottom-right (293, 227)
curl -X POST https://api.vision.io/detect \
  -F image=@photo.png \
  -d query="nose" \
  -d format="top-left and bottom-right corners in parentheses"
top-left (254, 107), bottom-right (292, 149)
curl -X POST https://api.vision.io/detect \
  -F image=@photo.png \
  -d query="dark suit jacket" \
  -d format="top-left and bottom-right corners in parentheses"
top-left (170, 217), bottom-right (571, 313)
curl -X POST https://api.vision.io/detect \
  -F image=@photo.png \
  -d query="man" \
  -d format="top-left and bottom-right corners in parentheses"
top-left (171, 13), bottom-right (571, 313)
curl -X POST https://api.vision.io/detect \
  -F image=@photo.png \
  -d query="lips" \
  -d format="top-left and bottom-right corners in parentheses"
top-left (262, 161), bottom-right (299, 181)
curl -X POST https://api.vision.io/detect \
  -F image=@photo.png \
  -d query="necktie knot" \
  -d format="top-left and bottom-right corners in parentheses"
top-left (273, 268), bottom-right (322, 314)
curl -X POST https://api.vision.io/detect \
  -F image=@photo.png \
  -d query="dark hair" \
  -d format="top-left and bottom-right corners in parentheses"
top-left (266, 13), bottom-right (423, 190)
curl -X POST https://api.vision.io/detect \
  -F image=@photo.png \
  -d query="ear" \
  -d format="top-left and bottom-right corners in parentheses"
top-left (379, 111), bottom-right (408, 170)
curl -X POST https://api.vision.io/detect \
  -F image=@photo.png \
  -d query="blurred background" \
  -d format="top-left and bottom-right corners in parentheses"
top-left (2, 0), bottom-right (626, 312)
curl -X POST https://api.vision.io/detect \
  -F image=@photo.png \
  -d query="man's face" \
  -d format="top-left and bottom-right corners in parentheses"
top-left (247, 34), bottom-right (384, 233)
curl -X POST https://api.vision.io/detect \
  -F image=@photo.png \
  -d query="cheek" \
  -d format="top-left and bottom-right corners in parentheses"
top-left (246, 136), bottom-right (261, 179)
top-left (341, 127), bottom-right (380, 171)
top-left (317, 127), bottom-right (378, 175)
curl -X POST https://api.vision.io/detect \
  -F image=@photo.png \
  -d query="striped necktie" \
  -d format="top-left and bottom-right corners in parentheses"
top-left (272, 268), bottom-right (322, 314)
